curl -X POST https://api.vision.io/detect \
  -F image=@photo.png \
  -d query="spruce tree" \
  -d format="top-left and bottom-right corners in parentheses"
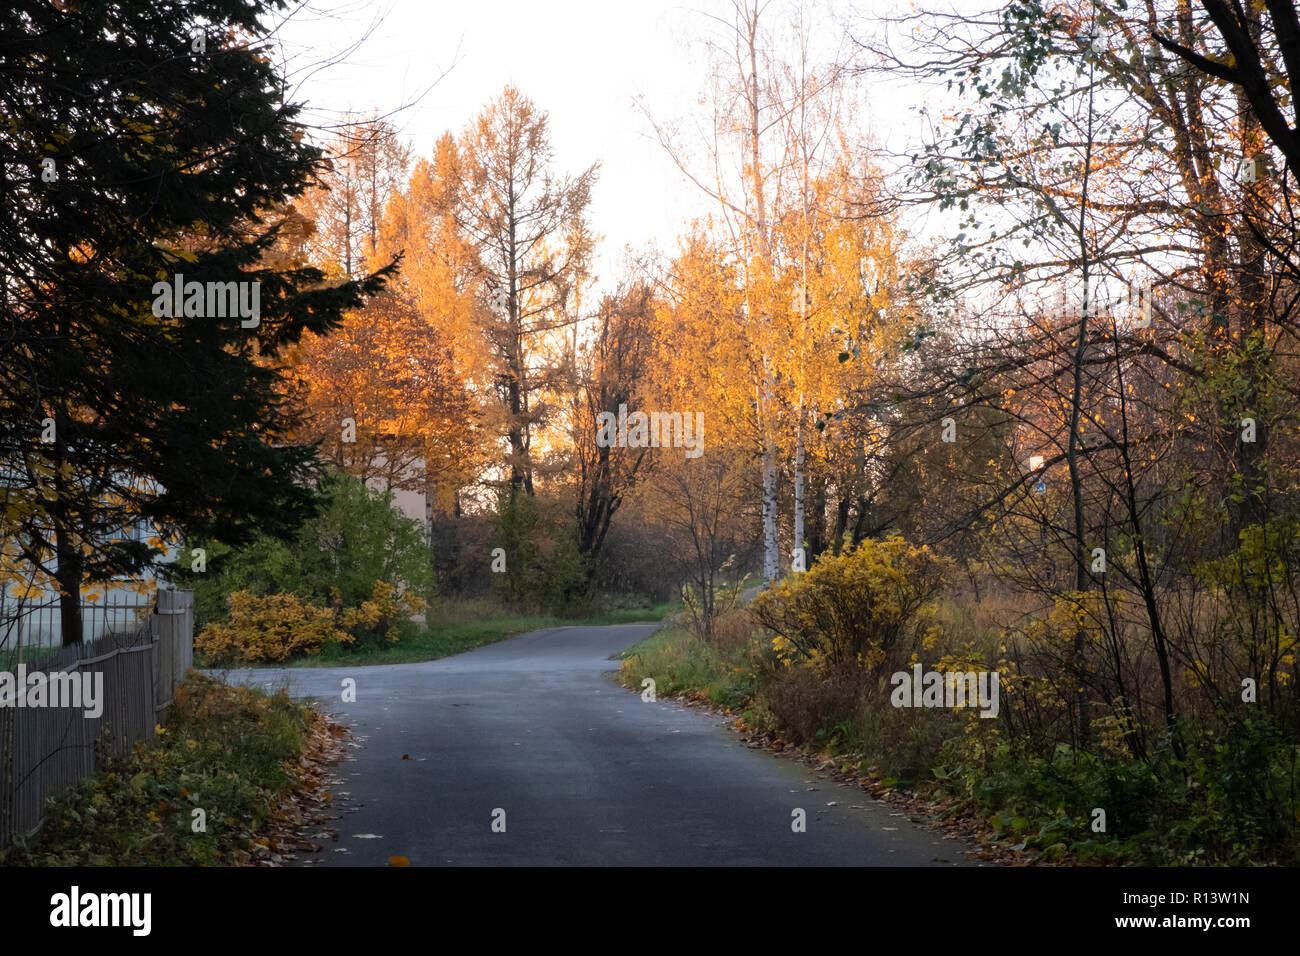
top-left (0, 0), bottom-right (397, 643)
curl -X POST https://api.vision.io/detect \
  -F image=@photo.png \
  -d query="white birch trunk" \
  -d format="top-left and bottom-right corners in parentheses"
top-left (793, 399), bottom-right (805, 572)
top-left (763, 440), bottom-right (779, 583)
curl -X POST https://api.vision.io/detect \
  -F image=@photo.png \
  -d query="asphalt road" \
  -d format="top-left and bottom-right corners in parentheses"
top-left (212, 623), bottom-right (981, 866)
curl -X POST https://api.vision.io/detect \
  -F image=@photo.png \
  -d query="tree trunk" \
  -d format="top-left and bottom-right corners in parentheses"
top-left (832, 493), bottom-right (850, 554)
top-left (793, 400), bottom-right (805, 572)
top-left (54, 528), bottom-right (84, 647)
top-left (761, 406), bottom-right (779, 583)
top-left (1064, 28), bottom-right (1099, 750)
top-left (744, 1), bottom-right (780, 586)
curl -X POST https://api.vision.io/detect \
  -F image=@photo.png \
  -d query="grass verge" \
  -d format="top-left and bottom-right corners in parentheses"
top-left (0, 672), bottom-right (327, 866)
top-left (615, 614), bottom-right (760, 709)
top-left (615, 607), bottom-right (1300, 866)
top-left (275, 598), bottom-right (675, 668)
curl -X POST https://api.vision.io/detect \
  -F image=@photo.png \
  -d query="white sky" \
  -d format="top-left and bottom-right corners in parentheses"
top-left (269, 0), bottom-right (953, 292)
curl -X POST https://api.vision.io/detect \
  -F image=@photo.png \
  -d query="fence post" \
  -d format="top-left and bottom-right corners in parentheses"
top-left (152, 589), bottom-right (194, 718)
top-left (2, 589), bottom-right (189, 849)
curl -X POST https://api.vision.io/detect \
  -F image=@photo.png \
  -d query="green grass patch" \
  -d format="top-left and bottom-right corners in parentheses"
top-left (1, 672), bottom-right (316, 866)
top-left (272, 598), bottom-right (675, 668)
top-left (616, 617), bottom-right (763, 710)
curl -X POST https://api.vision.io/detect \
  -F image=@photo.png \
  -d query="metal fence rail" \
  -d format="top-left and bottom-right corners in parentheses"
top-left (0, 591), bottom-right (155, 654)
top-left (0, 589), bottom-right (194, 851)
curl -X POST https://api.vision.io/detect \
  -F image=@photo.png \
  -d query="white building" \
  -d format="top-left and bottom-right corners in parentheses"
top-left (1, 516), bottom-right (177, 652)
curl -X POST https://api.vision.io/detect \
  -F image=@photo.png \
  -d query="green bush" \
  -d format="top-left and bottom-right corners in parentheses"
top-left (948, 713), bottom-right (1300, 865)
top-left (2, 673), bottom-right (316, 866)
top-left (172, 470), bottom-right (433, 636)
top-left (489, 491), bottom-right (589, 614)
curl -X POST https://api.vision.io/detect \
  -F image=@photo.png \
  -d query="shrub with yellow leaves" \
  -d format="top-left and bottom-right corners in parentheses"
top-left (195, 591), bottom-right (353, 665)
top-left (337, 579), bottom-right (428, 646)
top-left (750, 535), bottom-right (949, 675)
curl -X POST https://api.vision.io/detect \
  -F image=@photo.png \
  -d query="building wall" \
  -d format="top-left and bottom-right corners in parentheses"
top-left (0, 518), bottom-right (177, 650)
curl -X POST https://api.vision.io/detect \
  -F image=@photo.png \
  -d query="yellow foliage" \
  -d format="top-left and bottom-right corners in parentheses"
top-left (339, 580), bottom-right (427, 645)
top-left (751, 535), bottom-right (949, 673)
top-left (195, 591), bottom-right (353, 665)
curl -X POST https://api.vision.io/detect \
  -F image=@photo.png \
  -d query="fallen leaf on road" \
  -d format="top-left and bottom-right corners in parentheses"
top-left (388, 856), bottom-right (410, 867)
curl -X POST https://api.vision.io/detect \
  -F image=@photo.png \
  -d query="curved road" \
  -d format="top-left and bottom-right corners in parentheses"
top-left (213, 623), bottom-right (980, 866)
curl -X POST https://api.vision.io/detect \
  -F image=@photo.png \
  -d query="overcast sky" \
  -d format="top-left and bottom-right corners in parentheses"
top-left (268, 0), bottom-right (952, 291)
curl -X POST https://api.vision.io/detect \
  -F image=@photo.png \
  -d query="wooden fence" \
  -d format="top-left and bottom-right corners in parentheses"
top-left (0, 588), bottom-right (194, 851)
